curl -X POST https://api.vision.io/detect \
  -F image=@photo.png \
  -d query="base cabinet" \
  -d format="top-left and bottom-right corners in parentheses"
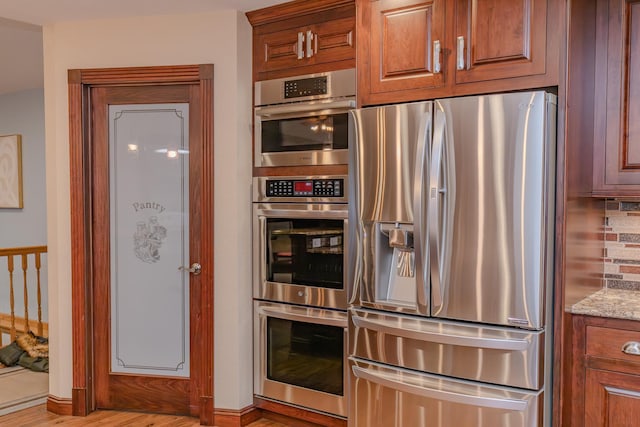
top-left (585, 368), bottom-right (640, 427)
top-left (571, 315), bottom-right (640, 426)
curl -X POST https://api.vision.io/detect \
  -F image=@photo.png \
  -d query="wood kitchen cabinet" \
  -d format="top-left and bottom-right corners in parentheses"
top-left (571, 315), bottom-right (640, 426)
top-left (247, 0), bottom-right (356, 81)
top-left (453, 0), bottom-right (548, 84)
top-left (592, 0), bottom-right (640, 196)
top-left (357, 0), bottom-right (562, 105)
top-left (357, 0), bottom-right (446, 100)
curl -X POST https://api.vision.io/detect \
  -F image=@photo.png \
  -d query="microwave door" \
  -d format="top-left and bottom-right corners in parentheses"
top-left (254, 100), bottom-right (354, 168)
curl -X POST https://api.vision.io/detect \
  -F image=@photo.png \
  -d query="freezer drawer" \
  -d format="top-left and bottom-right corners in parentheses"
top-left (349, 358), bottom-right (543, 427)
top-left (350, 308), bottom-right (544, 390)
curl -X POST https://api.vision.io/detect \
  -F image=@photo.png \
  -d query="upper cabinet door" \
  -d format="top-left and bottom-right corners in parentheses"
top-left (358, 0), bottom-right (446, 105)
top-left (454, 0), bottom-right (547, 84)
top-left (249, 0), bottom-right (356, 81)
top-left (593, 0), bottom-right (640, 195)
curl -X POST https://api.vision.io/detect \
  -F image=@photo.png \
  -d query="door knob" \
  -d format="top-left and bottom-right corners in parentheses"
top-left (179, 262), bottom-right (202, 275)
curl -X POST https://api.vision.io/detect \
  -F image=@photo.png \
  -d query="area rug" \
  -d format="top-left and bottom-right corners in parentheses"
top-left (0, 367), bottom-right (48, 416)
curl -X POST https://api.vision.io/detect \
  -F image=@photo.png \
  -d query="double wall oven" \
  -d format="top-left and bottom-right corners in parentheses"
top-left (253, 175), bottom-right (349, 418)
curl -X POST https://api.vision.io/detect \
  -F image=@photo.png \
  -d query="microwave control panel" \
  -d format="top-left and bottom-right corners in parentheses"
top-left (284, 76), bottom-right (328, 99)
top-left (266, 178), bottom-right (343, 197)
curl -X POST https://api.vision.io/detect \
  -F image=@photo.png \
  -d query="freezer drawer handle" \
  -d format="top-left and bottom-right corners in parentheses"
top-left (622, 341), bottom-right (640, 356)
top-left (352, 314), bottom-right (530, 351)
top-left (351, 365), bottom-right (528, 411)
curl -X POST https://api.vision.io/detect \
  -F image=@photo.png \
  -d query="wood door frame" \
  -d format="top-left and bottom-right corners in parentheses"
top-left (68, 64), bottom-right (215, 424)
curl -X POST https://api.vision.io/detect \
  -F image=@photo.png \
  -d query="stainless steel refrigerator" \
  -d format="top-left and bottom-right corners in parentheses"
top-left (348, 92), bottom-right (556, 426)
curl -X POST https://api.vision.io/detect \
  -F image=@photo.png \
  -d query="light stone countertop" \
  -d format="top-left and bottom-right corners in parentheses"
top-left (570, 288), bottom-right (640, 321)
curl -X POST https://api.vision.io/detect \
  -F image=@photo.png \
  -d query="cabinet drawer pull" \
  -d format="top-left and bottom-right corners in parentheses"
top-left (622, 341), bottom-right (640, 355)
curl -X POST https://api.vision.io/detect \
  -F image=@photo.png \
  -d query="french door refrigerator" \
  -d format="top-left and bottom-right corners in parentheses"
top-left (348, 92), bottom-right (556, 427)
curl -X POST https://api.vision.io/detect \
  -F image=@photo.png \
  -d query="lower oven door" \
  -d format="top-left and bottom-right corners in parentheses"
top-left (253, 203), bottom-right (348, 309)
top-left (350, 358), bottom-right (543, 427)
top-left (254, 301), bottom-right (348, 417)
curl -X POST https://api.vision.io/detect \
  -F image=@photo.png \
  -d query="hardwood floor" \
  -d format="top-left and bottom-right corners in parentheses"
top-left (0, 404), bottom-right (290, 426)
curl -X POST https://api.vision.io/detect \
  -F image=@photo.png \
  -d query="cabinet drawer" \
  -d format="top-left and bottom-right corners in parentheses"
top-left (586, 325), bottom-right (640, 363)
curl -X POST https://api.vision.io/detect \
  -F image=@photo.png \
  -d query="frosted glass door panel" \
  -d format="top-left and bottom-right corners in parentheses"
top-left (109, 104), bottom-right (190, 377)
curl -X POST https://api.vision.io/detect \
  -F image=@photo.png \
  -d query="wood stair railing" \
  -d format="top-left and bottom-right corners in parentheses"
top-left (0, 245), bottom-right (48, 346)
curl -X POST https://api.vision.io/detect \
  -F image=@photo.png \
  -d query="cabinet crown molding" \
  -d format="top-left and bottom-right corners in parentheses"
top-left (246, 0), bottom-right (353, 26)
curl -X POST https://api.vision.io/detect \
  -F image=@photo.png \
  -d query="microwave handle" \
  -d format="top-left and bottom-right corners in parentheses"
top-left (255, 99), bottom-right (356, 118)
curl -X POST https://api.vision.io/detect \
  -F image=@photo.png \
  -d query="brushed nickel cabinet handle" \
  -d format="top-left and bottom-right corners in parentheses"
top-left (306, 30), bottom-right (315, 58)
top-left (433, 40), bottom-right (441, 73)
top-left (622, 341), bottom-right (640, 355)
top-left (296, 32), bottom-right (304, 59)
top-left (457, 36), bottom-right (465, 70)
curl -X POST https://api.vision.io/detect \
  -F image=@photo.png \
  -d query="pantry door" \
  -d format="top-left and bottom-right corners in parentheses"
top-left (68, 66), bottom-right (214, 424)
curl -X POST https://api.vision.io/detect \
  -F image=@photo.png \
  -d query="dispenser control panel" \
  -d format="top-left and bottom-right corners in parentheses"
top-left (266, 178), bottom-right (343, 197)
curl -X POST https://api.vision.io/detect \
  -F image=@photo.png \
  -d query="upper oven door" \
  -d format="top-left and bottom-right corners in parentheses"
top-left (253, 202), bottom-right (348, 310)
top-left (254, 99), bottom-right (355, 167)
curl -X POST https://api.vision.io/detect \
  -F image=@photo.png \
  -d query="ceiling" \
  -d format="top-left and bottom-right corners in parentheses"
top-left (0, 0), bottom-right (286, 95)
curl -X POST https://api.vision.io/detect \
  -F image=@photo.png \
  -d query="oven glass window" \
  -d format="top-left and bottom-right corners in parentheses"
top-left (266, 218), bottom-right (344, 289)
top-left (267, 317), bottom-right (343, 396)
top-left (261, 113), bottom-right (348, 153)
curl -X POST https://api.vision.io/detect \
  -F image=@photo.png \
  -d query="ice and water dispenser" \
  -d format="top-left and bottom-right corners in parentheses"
top-left (375, 223), bottom-right (416, 307)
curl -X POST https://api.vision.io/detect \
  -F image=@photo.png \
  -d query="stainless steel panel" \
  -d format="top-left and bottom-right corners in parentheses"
top-left (350, 308), bottom-right (544, 390)
top-left (433, 92), bottom-right (556, 329)
top-left (349, 358), bottom-right (543, 427)
top-left (253, 175), bottom-right (348, 204)
top-left (255, 69), bottom-right (356, 106)
top-left (258, 149), bottom-right (349, 168)
top-left (253, 202), bottom-right (349, 310)
top-left (254, 301), bottom-right (348, 417)
top-left (349, 101), bottom-right (432, 315)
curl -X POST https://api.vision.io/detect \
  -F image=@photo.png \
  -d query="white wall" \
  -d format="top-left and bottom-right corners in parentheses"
top-left (43, 11), bottom-right (254, 409)
top-left (0, 88), bottom-right (47, 247)
top-left (0, 88), bottom-right (48, 323)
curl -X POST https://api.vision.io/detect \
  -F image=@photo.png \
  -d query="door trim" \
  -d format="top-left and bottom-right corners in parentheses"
top-left (68, 65), bottom-right (215, 424)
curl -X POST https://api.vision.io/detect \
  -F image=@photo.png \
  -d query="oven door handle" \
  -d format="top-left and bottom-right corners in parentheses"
top-left (259, 305), bottom-right (347, 328)
top-left (255, 99), bottom-right (356, 118)
top-left (255, 205), bottom-right (347, 220)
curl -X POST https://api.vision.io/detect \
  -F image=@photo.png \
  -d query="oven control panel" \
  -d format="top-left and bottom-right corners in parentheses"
top-left (266, 178), bottom-right (344, 197)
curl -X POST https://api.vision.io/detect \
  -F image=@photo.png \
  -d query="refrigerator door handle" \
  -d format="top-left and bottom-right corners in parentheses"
top-left (351, 313), bottom-right (530, 351)
top-left (429, 106), bottom-right (447, 311)
top-left (351, 365), bottom-right (529, 411)
top-left (413, 112), bottom-right (431, 312)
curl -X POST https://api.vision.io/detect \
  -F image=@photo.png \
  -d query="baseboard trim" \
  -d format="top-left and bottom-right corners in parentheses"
top-left (255, 398), bottom-right (347, 427)
top-left (46, 395), bottom-right (73, 416)
top-left (214, 404), bottom-right (262, 427)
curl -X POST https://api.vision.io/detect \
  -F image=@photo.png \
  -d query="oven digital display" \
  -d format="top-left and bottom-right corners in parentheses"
top-left (265, 179), bottom-right (344, 197)
top-left (294, 181), bottom-right (313, 195)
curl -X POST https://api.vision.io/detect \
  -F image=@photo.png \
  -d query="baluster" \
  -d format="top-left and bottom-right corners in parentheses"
top-left (8, 255), bottom-right (16, 342)
top-left (22, 253), bottom-right (29, 333)
top-left (36, 252), bottom-right (43, 336)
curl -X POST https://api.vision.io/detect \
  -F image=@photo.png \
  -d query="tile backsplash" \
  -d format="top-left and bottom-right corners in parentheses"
top-left (604, 201), bottom-right (640, 291)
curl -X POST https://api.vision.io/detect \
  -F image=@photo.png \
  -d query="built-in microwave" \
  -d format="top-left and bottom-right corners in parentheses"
top-left (254, 69), bottom-right (355, 168)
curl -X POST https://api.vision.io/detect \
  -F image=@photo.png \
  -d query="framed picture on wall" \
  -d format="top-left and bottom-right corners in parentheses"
top-left (0, 134), bottom-right (24, 209)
